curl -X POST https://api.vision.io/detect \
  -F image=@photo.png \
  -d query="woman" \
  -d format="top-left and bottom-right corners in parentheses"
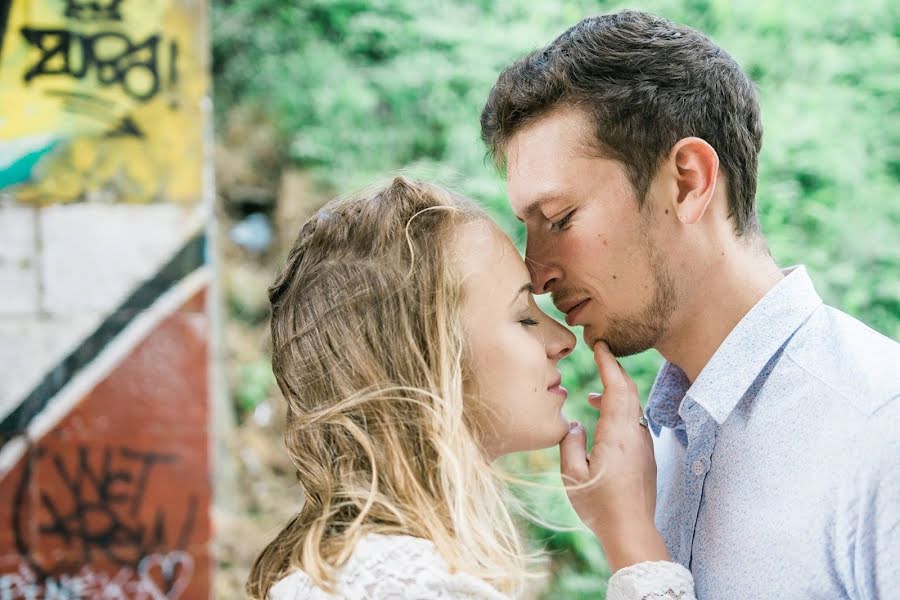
top-left (247, 177), bottom-right (695, 599)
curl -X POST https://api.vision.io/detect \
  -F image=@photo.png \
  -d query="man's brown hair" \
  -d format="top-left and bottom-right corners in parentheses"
top-left (481, 9), bottom-right (764, 236)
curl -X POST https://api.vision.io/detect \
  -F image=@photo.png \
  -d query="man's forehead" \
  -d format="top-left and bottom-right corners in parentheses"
top-left (507, 122), bottom-right (577, 175)
top-left (504, 110), bottom-right (596, 207)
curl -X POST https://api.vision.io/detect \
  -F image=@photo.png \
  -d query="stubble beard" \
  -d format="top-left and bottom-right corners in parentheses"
top-left (600, 231), bottom-right (679, 358)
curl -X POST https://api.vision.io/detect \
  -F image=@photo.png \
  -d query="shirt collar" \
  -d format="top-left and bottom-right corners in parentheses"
top-left (647, 265), bottom-right (823, 428)
top-left (646, 361), bottom-right (691, 434)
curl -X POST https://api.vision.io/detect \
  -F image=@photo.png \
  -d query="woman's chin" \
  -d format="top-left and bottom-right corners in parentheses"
top-left (486, 414), bottom-right (573, 458)
top-left (535, 414), bottom-right (573, 450)
top-left (554, 415), bottom-right (573, 444)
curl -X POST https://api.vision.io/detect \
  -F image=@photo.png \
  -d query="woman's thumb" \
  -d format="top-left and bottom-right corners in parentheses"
top-left (559, 421), bottom-right (589, 484)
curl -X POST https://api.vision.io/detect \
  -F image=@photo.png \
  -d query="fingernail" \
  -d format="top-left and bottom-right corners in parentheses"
top-left (588, 392), bottom-right (601, 399)
top-left (569, 421), bottom-right (582, 432)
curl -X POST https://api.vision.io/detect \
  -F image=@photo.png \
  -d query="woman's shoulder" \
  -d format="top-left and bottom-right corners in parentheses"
top-left (268, 533), bottom-right (510, 599)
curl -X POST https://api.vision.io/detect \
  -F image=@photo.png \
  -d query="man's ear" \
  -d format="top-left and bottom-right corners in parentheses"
top-left (668, 137), bottom-right (719, 225)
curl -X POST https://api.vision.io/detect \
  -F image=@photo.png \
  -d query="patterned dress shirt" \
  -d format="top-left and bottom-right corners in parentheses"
top-left (647, 266), bottom-right (900, 599)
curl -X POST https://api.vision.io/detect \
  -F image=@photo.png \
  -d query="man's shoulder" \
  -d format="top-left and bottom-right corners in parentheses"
top-left (783, 304), bottom-right (900, 417)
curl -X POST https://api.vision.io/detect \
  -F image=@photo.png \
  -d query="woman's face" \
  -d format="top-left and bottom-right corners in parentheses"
top-left (455, 220), bottom-right (576, 459)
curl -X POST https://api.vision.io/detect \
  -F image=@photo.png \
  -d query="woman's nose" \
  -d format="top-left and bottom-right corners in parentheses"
top-left (546, 321), bottom-right (575, 361)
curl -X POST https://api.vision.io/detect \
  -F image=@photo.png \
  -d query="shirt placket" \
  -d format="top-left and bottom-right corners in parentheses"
top-left (679, 397), bottom-right (717, 570)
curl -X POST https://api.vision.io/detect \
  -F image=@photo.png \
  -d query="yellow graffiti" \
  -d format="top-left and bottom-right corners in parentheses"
top-left (0, 0), bottom-right (207, 204)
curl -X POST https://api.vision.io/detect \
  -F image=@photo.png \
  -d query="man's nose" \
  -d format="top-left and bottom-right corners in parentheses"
top-left (525, 238), bottom-right (563, 294)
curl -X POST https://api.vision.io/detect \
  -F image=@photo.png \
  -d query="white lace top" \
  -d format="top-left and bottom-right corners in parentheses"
top-left (267, 533), bottom-right (696, 600)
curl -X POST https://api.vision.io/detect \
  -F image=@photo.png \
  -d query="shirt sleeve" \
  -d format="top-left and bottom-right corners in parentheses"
top-left (605, 561), bottom-right (697, 600)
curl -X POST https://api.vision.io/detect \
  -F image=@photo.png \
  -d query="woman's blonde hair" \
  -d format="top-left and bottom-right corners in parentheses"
top-left (246, 177), bottom-right (533, 598)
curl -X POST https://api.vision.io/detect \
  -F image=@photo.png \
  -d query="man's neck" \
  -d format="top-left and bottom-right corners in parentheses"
top-left (657, 243), bottom-right (784, 383)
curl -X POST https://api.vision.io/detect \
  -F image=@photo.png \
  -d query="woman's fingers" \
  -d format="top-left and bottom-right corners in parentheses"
top-left (593, 341), bottom-right (642, 420)
top-left (559, 421), bottom-right (589, 484)
top-left (593, 341), bottom-right (626, 397)
top-left (559, 348), bottom-right (663, 570)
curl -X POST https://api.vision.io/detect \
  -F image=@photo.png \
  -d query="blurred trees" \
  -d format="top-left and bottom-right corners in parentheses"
top-left (213, 1), bottom-right (899, 596)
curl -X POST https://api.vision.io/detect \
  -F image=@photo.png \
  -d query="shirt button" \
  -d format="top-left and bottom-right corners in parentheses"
top-left (691, 459), bottom-right (708, 476)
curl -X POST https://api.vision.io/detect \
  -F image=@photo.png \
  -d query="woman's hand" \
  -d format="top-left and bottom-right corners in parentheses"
top-left (558, 341), bottom-right (670, 572)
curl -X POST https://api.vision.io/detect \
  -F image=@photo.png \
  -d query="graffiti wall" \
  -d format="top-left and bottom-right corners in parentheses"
top-left (0, 1), bottom-right (211, 598)
top-left (0, 0), bottom-right (206, 203)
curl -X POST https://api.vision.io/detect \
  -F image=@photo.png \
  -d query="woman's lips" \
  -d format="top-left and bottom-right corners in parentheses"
top-left (548, 384), bottom-right (568, 399)
top-left (547, 374), bottom-right (568, 398)
top-left (564, 299), bottom-right (590, 326)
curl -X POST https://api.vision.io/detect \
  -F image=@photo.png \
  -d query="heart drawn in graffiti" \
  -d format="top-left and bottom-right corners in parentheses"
top-left (138, 551), bottom-right (194, 599)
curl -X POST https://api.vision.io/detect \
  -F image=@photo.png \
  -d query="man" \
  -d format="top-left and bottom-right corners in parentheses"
top-left (481, 10), bottom-right (899, 599)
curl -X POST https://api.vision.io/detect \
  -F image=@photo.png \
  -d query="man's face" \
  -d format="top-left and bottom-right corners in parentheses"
top-left (505, 107), bottom-right (679, 356)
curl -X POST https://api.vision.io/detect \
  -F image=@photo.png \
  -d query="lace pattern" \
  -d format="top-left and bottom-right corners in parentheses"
top-left (268, 534), bottom-right (697, 600)
top-left (267, 533), bottom-right (509, 600)
top-left (605, 560), bottom-right (696, 600)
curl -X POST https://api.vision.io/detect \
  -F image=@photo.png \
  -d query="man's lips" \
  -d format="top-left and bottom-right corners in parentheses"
top-left (562, 299), bottom-right (590, 326)
top-left (556, 296), bottom-right (589, 314)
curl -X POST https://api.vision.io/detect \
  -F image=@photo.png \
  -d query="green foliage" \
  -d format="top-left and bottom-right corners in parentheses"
top-left (213, 0), bottom-right (899, 595)
top-left (233, 359), bottom-right (276, 414)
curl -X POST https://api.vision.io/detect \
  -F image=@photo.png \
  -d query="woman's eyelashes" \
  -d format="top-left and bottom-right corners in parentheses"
top-left (518, 314), bottom-right (540, 327)
top-left (550, 209), bottom-right (575, 232)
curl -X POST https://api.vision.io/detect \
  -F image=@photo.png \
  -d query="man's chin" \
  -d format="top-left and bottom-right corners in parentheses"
top-left (581, 324), bottom-right (606, 350)
top-left (582, 323), bottom-right (656, 358)
top-left (580, 324), bottom-right (609, 350)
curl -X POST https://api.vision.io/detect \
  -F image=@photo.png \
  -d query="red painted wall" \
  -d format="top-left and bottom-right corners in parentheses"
top-left (0, 289), bottom-right (211, 599)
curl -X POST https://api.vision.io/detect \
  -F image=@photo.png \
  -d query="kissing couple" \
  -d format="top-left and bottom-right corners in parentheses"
top-left (248, 10), bottom-right (900, 600)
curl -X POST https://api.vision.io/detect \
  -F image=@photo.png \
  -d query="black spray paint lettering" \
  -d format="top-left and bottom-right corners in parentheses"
top-left (20, 27), bottom-right (179, 101)
top-left (65, 0), bottom-right (125, 21)
top-left (13, 445), bottom-right (198, 578)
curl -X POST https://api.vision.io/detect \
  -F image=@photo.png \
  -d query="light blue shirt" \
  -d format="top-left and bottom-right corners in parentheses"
top-left (647, 266), bottom-right (900, 599)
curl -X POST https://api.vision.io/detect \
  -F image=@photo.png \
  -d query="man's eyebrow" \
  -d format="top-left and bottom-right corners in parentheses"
top-left (510, 283), bottom-right (533, 306)
top-left (516, 191), bottom-right (573, 222)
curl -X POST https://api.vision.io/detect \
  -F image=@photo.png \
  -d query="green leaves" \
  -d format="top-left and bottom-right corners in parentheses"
top-left (234, 360), bottom-right (276, 414)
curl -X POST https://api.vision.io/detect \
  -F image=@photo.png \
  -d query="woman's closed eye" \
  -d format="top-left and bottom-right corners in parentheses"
top-left (518, 316), bottom-right (539, 327)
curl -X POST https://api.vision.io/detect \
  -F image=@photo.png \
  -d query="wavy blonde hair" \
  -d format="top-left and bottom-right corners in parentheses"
top-left (246, 177), bottom-right (534, 599)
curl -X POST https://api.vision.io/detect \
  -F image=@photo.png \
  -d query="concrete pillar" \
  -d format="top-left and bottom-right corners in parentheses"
top-left (0, 1), bottom-right (221, 597)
